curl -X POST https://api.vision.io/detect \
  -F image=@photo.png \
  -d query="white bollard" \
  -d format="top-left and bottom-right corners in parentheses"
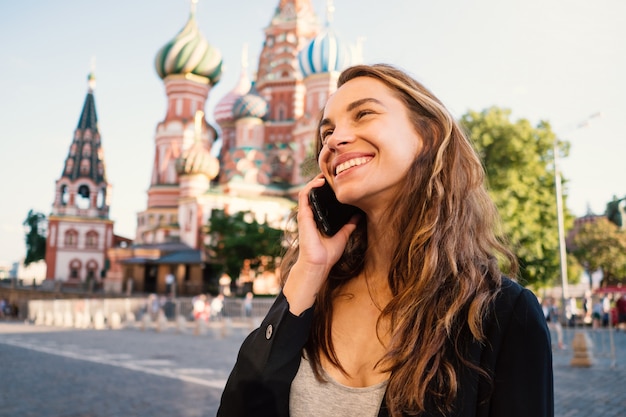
top-left (54, 312), bottom-right (64, 327)
top-left (93, 310), bottom-right (106, 330)
top-left (110, 312), bottom-right (122, 330)
top-left (45, 311), bottom-right (54, 326)
top-left (63, 312), bottom-right (74, 328)
top-left (125, 311), bottom-right (136, 328)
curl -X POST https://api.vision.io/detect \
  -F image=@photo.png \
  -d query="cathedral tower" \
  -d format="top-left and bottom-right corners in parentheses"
top-left (136, 0), bottom-right (222, 244)
top-left (45, 72), bottom-right (114, 283)
top-left (293, 0), bottom-right (356, 184)
top-left (255, 0), bottom-right (320, 185)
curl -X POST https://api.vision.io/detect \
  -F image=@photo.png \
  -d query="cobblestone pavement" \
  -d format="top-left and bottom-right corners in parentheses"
top-left (1, 319), bottom-right (625, 416)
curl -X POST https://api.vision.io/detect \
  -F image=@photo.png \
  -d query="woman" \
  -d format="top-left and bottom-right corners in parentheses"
top-left (217, 64), bottom-right (553, 417)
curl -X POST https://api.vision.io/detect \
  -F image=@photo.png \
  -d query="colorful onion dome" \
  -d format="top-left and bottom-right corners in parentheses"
top-left (214, 46), bottom-right (252, 125)
top-left (232, 83), bottom-right (268, 120)
top-left (154, 7), bottom-right (223, 85)
top-left (176, 142), bottom-right (219, 179)
top-left (298, 25), bottom-right (355, 78)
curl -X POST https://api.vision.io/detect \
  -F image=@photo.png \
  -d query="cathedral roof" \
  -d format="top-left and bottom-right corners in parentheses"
top-left (176, 111), bottom-right (219, 178)
top-left (298, 1), bottom-right (355, 77)
top-left (232, 83), bottom-right (269, 120)
top-left (214, 46), bottom-right (252, 125)
top-left (154, 3), bottom-right (223, 85)
top-left (60, 72), bottom-right (107, 184)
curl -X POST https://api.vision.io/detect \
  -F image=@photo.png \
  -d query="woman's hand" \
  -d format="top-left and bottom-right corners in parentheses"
top-left (283, 175), bottom-right (360, 315)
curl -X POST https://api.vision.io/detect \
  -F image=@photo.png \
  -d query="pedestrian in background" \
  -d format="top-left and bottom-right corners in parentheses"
top-left (617, 293), bottom-right (626, 331)
top-left (542, 296), bottom-right (564, 349)
top-left (243, 292), bottom-right (253, 318)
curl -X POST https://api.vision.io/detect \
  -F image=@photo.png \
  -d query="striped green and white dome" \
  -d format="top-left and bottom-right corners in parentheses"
top-left (154, 8), bottom-right (223, 85)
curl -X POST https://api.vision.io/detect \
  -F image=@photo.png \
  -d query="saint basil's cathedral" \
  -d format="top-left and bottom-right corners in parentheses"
top-left (44, 0), bottom-right (360, 295)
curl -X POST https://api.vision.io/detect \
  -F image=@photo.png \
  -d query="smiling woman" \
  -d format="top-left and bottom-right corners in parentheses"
top-left (217, 64), bottom-right (553, 417)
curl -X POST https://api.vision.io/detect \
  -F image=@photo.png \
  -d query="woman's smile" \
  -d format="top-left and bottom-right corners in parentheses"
top-left (335, 156), bottom-right (373, 176)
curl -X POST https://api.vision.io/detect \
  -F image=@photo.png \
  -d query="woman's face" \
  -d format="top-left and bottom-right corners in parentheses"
top-left (318, 76), bottom-right (422, 214)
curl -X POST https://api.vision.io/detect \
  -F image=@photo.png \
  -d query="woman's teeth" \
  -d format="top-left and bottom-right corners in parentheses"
top-left (335, 157), bottom-right (371, 175)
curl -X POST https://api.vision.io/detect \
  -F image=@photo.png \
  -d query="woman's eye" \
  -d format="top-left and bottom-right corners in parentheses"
top-left (321, 129), bottom-right (333, 143)
top-left (356, 109), bottom-right (373, 119)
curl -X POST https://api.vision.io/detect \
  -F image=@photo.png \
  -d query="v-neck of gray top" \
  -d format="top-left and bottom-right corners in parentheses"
top-left (290, 353), bottom-right (388, 417)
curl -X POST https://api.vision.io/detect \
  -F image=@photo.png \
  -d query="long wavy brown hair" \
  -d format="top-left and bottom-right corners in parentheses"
top-left (280, 64), bottom-right (518, 416)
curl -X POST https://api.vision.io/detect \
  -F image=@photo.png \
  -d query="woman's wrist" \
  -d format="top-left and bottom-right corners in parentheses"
top-left (282, 261), bottom-right (328, 316)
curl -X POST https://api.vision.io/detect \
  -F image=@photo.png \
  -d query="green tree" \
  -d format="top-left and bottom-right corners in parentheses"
top-left (460, 107), bottom-right (575, 288)
top-left (606, 196), bottom-right (625, 228)
top-left (23, 209), bottom-right (47, 266)
top-left (205, 209), bottom-right (285, 283)
top-left (571, 217), bottom-right (626, 286)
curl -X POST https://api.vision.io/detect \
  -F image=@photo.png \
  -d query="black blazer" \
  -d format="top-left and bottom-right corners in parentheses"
top-left (217, 278), bottom-right (553, 417)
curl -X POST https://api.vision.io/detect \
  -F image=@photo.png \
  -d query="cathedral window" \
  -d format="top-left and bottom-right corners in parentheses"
top-left (69, 259), bottom-right (82, 280)
top-left (86, 260), bottom-right (98, 281)
top-left (60, 185), bottom-right (69, 205)
top-left (76, 185), bottom-right (91, 209)
top-left (80, 159), bottom-right (90, 175)
top-left (97, 187), bottom-right (106, 208)
top-left (65, 230), bottom-right (79, 248)
top-left (85, 231), bottom-right (99, 249)
top-left (82, 144), bottom-right (92, 157)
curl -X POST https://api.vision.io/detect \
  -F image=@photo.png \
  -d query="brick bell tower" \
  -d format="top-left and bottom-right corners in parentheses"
top-left (255, 0), bottom-right (320, 186)
top-left (45, 71), bottom-right (114, 284)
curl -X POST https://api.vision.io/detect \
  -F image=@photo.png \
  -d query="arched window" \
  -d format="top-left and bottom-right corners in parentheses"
top-left (86, 260), bottom-right (98, 281)
top-left (64, 229), bottom-right (79, 248)
top-left (60, 185), bottom-right (69, 206)
top-left (97, 187), bottom-right (106, 208)
top-left (85, 231), bottom-right (99, 249)
top-left (80, 159), bottom-right (90, 175)
top-left (69, 259), bottom-right (82, 280)
top-left (76, 185), bottom-right (91, 209)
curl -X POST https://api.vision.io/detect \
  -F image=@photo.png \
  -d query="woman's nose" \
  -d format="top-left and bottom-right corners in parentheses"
top-left (326, 127), bottom-right (354, 150)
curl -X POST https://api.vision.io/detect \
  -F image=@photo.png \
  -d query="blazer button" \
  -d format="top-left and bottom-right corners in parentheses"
top-left (265, 324), bottom-right (273, 340)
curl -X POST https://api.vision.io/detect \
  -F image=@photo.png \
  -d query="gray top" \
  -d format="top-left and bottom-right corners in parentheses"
top-left (290, 353), bottom-right (388, 417)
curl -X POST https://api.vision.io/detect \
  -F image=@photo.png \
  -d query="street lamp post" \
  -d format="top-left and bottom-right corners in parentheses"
top-left (554, 112), bottom-right (601, 325)
top-left (553, 139), bottom-right (569, 324)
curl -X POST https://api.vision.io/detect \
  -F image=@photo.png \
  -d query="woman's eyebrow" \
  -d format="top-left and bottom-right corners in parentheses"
top-left (346, 97), bottom-right (384, 112)
top-left (319, 98), bottom-right (386, 130)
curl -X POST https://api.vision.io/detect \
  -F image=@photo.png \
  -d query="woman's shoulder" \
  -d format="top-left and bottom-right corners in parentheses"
top-left (493, 276), bottom-right (543, 322)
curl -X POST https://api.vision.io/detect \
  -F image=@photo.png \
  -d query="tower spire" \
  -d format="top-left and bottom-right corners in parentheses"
top-left (88, 57), bottom-right (96, 92)
top-left (241, 42), bottom-right (249, 71)
top-left (326, 0), bottom-right (335, 26)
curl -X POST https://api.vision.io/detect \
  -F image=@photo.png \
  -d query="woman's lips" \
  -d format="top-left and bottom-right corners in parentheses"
top-left (335, 156), bottom-right (373, 175)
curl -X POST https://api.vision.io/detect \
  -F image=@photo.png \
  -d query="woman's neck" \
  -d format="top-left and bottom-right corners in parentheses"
top-left (365, 217), bottom-right (396, 274)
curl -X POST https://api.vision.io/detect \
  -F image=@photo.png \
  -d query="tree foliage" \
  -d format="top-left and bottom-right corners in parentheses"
top-left (606, 196), bottom-right (625, 228)
top-left (460, 107), bottom-right (576, 287)
top-left (571, 217), bottom-right (626, 285)
top-left (205, 209), bottom-right (285, 281)
top-left (23, 209), bottom-right (47, 266)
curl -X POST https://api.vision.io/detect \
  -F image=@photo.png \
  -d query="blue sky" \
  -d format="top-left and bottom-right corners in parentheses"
top-left (1, 0), bottom-right (624, 264)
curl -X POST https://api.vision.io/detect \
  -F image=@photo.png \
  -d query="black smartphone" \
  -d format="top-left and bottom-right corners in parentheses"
top-left (308, 181), bottom-right (360, 236)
